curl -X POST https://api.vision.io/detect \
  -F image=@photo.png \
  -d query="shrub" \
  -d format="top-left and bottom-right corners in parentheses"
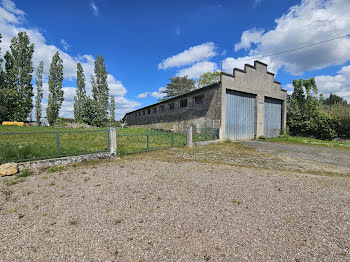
top-left (322, 104), bottom-right (350, 138)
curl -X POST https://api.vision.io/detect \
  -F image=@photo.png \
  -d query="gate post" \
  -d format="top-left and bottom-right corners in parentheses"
top-left (109, 127), bottom-right (117, 156)
top-left (187, 126), bottom-right (193, 148)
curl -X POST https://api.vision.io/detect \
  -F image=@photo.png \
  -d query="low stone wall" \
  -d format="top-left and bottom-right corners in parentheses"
top-left (195, 139), bottom-right (221, 147)
top-left (18, 152), bottom-right (112, 172)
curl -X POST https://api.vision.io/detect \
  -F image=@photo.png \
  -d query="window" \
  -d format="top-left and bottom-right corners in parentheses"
top-left (169, 103), bottom-right (175, 110)
top-left (153, 108), bottom-right (157, 114)
top-left (179, 99), bottom-right (187, 108)
top-left (148, 109), bottom-right (151, 114)
top-left (142, 110), bottom-right (145, 115)
top-left (160, 105), bottom-right (165, 112)
top-left (194, 95), bottom-right (204, 105)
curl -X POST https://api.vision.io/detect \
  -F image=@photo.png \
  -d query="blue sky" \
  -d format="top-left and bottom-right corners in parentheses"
top-left (1, 0), bottom-right (350, 119)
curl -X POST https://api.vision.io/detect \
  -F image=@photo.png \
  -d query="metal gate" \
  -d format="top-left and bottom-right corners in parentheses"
top-left (225, 90), bottom-right (256, 140)
top-left (264, 97), bottom-right (282, 137)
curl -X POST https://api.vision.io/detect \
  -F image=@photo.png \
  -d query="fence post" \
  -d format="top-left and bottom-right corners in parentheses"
top-left (109, 127), bottom-right (117, 156)
top-left (187, 126), bottom-right (193, 148)
top-left (146, 135), bottom-right (149, 150)
top-left (171, 133), bottom-right (174, 147)
top-left (56, 132), bottom-right (60, 156)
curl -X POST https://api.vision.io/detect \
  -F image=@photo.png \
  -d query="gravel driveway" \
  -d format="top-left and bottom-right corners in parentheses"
top-left (242, 140), bottom-right (350, 168)
top-left (1, 143), bottom-right (349, 261)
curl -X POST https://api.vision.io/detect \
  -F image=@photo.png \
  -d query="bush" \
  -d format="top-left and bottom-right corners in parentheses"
top-left (322, 104), bottom-right (350, 138)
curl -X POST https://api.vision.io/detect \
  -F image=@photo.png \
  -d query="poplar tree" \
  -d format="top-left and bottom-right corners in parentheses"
top-left (35, 61), bottom-right (44, 124)
top-left (91, 55), bottom-right (109, 126)
top-left (3, 32), bottom-right (35, 121)
top-left (47, 51), bottom-right (64, 125)
top-left (109, 95), bottom-right (115, 124)
top-left (0, 33), bottom-right (5, 122)
top-left (73, 63), bottom-right (87, 121)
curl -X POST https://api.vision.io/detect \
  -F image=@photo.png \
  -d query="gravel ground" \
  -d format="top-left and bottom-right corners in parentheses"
top-left (243, 140), bottom-right (350, 168)
top-left (0, 143), bottom-right (350, 261)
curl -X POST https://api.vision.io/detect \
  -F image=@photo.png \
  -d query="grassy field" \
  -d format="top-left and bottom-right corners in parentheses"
top-left (0, 125), bottom-right (190, 163)
top-left (264, 135), bottom-right (350, 150)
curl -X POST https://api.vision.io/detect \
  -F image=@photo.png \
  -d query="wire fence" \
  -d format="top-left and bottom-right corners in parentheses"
top-left (0, 130), bottom-right (110, 164)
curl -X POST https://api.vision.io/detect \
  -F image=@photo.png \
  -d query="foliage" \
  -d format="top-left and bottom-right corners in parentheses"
top-left (322, 104), bottom-right (350, 138)
top-left (324, 93), bottom-right (349, 106)
top-left (81, 97), bottom-right (98, 126)
top-left (161, 75), bottom-right (195, 100)
top-left (74, 63), bottom-right (87, 121)
top-left (47, 51), bottom-right (64, 126)
top-left (287, 78), bottom-right (336, 140)
top-left (35, 61), bottom-right (44, 124)
top-left (1, 32), bottom-right (35, 122)
top-left (91, 55), bottom-right (109, 126)
top-left (109, 96), bottom-right (115, 124)
top-left (197, 71), bottom-right (220, 88)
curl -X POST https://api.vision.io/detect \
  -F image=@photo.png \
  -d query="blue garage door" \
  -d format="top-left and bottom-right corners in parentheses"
top-left (225, 90), bottom-right (256, 140)
top-left (264, 97), bottom-right (282, 137)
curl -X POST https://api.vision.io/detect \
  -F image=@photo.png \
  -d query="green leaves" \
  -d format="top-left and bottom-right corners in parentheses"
top-left (47, 51), bottom-right (64, 126)
top-left (74, 63), bottom-right (87, 121)
top-left (197, 71), bottom-right (220, 88)
top-left (35, 61), bottom-right (44, 124)
top-left (162, 75), bottom-right (195, 100)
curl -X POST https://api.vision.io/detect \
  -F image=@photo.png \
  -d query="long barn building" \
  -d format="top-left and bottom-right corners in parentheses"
top-left (123, 60), bottom-right (287, 140)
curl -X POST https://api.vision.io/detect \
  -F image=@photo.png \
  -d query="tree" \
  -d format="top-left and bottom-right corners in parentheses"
top-left (161, 75), bottom-right (195, 100)
top-left (197, 71), bottom-right (220, 88)
top-left (109, 95), bottom-right (115, 124)
top-left (74, 63), bottom-right (87, 121)
top-left (81, 97), bottom-right (98, 126)
top-left (91, 55), bottom-right (109, 126)
top-left (0, 33), bottom-right (6, 122)
top-left (287, 78), bottom-right (336, 140)
top-left (46, 51), bottom-right (64, 126)
top-left (35, 61), bottom-right (44, 124)
top-left (324, 93), bottom-right (349, 106)
top-left (2, 32), bottom-right (35, 121)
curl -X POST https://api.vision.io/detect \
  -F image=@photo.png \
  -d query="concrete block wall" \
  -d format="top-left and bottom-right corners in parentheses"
top-left (124, 84), bottom-right (222, 132)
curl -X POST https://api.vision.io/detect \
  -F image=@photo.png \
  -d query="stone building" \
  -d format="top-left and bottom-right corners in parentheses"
top-left (123, 60), bottom-right (287, 140)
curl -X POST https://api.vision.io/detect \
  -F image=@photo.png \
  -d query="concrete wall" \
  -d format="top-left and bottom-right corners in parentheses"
top-left (124, 84), bottom-right (222, 132)
top-left (220, 61), bottom-right (287, 139)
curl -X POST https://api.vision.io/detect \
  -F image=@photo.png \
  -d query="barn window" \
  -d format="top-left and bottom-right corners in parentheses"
top-left (148, 109), bottom-right (151, 114)
top-left (169, 103), bottom-right (174, 110)
top-left (153, 108), bottom-right (157, 114)
top-left (179, 99), bottom-right (187, 108)
top-left (160, 105), bottom-right (165, 112)
top-left (194, 95), bottom-right (204, 105)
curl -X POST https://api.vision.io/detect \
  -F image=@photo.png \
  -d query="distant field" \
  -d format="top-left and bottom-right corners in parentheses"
top-left (0, 125), bottom-right (188, 163)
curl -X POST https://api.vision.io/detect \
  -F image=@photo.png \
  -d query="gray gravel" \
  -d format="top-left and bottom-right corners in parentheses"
top-left (243, 140), bottom-right (350, 168)
top-left (0, 152), bottom-right (350, 261)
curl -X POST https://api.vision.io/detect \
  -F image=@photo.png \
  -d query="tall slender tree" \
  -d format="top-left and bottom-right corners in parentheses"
top-left (35, 61), bottom-right (44, 124)
top-left (73, 63), bottom-right (87, 121)
top-left (3, 32), bottom-right (35, 121)
top-left (91, 55), bottom-right (109, 126)
top-left (109, 95), bottom-right (115, 124)
top-left (46, 51), bottom-right (64, 125)
top-left (0, 33), bottom-right (6, 122)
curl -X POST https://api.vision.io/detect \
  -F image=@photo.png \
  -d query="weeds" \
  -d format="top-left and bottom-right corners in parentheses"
top-left (46, 166), bottom-right (66, 174)
top-left (68, 218), bottom-right (78, 226)
top-left (17, 169), bottom-right (33, 178)
top-left (18, 213), bottom-right (24, 219)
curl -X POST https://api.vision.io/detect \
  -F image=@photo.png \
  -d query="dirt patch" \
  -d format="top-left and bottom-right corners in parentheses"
top-left (0, 144), bottom-right (349, 261)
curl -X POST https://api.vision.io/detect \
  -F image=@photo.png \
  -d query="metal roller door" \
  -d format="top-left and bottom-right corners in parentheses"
top-left (264, 97), bottom-right (282, 137)
top-left (225, 90), bottom-right (256, 140)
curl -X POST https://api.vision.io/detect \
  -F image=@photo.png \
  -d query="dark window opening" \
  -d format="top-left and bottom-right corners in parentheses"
top-left (153, 108), bottom-right (157, 114)
top-left (169, 103), bottom-right (175, 110)
top-left (160, 105), bottom-right (165, 112)
top-left (179, 99), bottom-right (187, 108)
top-left (148, 109), bottom-right (151, 114)
top-left (194, 95), bottom-right (204, 105)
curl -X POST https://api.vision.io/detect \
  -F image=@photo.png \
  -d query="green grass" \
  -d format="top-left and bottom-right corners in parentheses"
top-left (264, 135), bottom-right (350, 150)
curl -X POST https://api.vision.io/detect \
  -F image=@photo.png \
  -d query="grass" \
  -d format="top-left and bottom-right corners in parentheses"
top-left (264, 135), bottom-right (350, 150)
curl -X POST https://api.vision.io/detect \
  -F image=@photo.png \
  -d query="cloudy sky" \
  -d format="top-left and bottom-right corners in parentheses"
top-left (1, 0), bottom-right (350, 119)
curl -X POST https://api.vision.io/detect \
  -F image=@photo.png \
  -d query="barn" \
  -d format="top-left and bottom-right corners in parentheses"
top-left (123, 60), bottom-right (287, 140)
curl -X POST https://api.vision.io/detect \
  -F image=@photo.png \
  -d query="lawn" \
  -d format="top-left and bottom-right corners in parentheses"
top-left (264, 135), bottom-right (350, 150)
top-left (0, 125), bottom-right (189, 163)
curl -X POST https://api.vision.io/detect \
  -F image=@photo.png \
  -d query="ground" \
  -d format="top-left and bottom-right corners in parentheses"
top-left (0, 141), bottom-right (349, 261)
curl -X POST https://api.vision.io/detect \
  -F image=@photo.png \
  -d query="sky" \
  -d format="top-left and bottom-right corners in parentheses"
top-left (0, 0), bottom-right (350, 120)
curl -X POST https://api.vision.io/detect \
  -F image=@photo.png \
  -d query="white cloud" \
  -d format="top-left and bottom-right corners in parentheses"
top-left (60, 39), bottom-right (69, 51)
top-left (221, 56), bottom-right (278, 74)
top-left (0, 0), bottom-right (138, 119)
top-left (253, 0), bottom-right (263, 7)
top-left (89, 1), bottom-right (99, 16)
top-left (137, 92), bottom-right (148, 98)
top-left (234, 28), bottom-right (264, 51)
top-left (151, 87), bottom-right (166, 99)
top-left (234, 0), bottom-right (350, 75)
top-left (315, 64), bottom-right (350, 102)
top-left (177, 61), bottom-right (217, 79)
top-left (158, 42), bottom-right (216, 69)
